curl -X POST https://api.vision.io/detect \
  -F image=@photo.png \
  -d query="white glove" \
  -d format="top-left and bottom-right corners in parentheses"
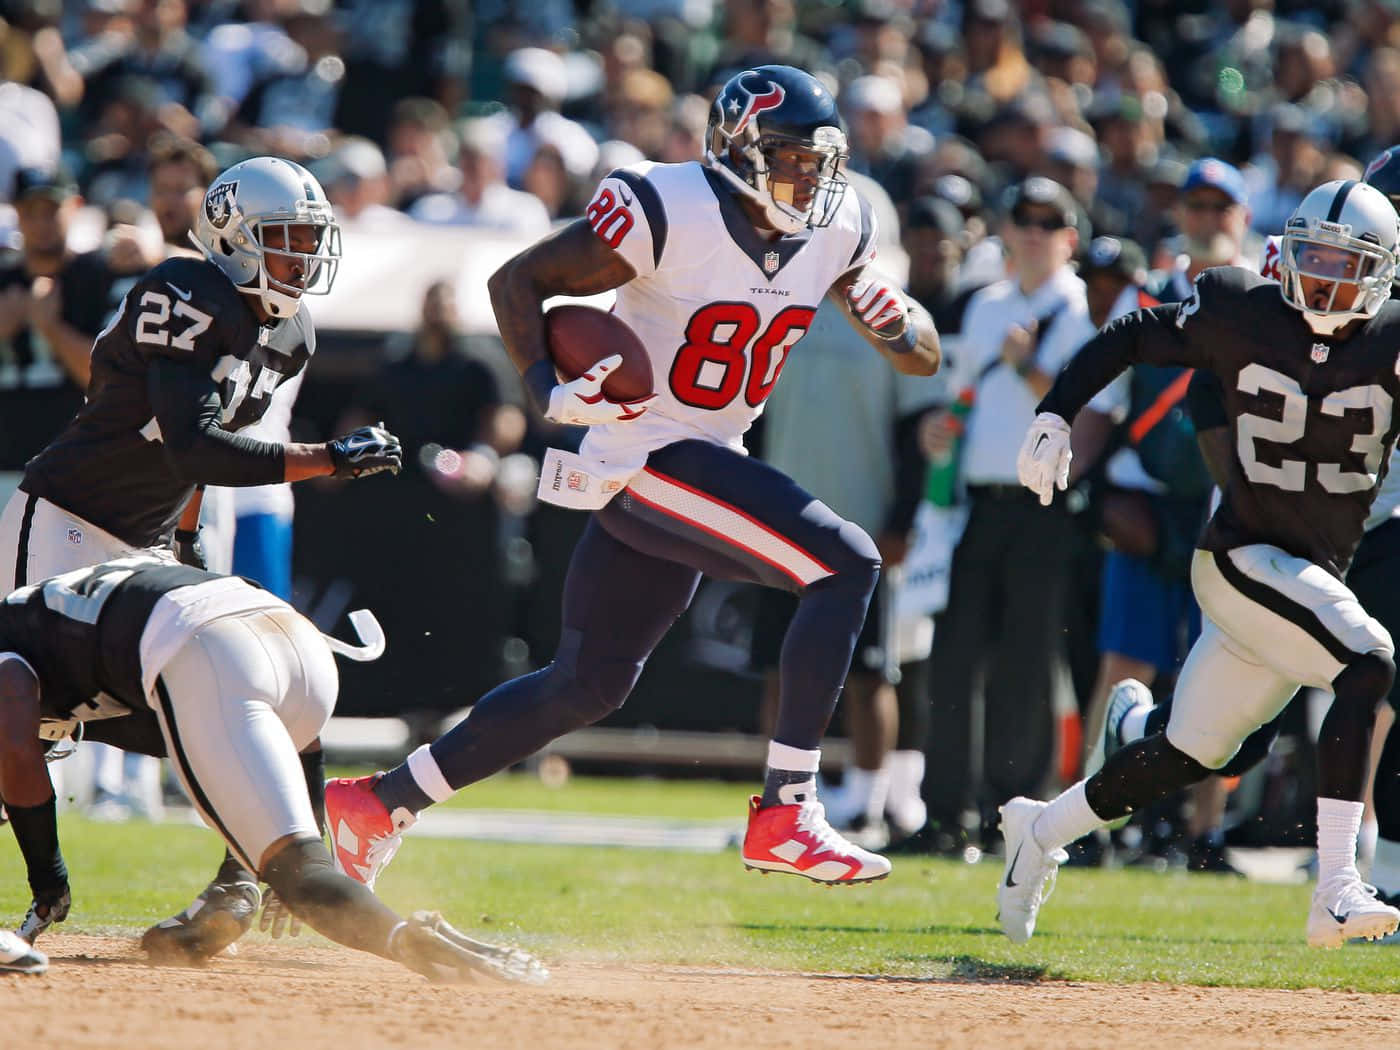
top-left (545, 354), bottom-right (656, 426)
top-left (846, 275), bottom-right (908, 337)
top-left (1017, 412), bottom-right (1072, 506)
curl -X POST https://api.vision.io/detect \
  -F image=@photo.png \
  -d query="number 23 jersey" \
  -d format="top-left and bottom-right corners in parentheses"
top-left (574, 160), bottom-right (876, 480)
top-left (1052, 265), bottom-right (1400, 577)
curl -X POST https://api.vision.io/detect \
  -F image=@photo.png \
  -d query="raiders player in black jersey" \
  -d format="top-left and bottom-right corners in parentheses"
top-left (0, 156), bottom-right (403, 962)
top-left (0, 557), bottom-right (545, 982)
top-left (998, 178), bottom-right (1400, 949)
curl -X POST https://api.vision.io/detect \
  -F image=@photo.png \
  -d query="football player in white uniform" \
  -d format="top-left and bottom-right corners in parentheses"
top-left (324, 64), bottom-right (939, 886)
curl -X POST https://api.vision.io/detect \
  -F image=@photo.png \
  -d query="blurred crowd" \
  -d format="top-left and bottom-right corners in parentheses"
top-left (3, 0), bottom-right (1394, 858)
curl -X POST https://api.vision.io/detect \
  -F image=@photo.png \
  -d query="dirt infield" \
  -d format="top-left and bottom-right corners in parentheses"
top-left (1, 934), bottom-right (1395, 1049)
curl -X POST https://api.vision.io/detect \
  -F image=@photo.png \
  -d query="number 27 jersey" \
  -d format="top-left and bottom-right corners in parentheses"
top-left (574, 160), bottom-right (877, 479)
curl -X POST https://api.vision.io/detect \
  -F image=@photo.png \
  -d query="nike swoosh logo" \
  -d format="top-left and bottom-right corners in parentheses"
top-left (1329, 907), bottom-right (1349, 925)
top-left (1034, 433), bottom-right (1049, 454)
top-left (1005, 843), bottom-right (1022, 888)
top-left (166, 282), bottom-right (193, 301)
top-left (617, 186), bottom-right (634, 206)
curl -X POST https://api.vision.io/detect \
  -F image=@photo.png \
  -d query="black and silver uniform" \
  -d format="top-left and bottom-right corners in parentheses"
top-left (1040, 266), bottom-right (1400, 578)
top-left (0, 557), bottom-right (229, 722)
top-left (20, 255), bottom-right (314, 547)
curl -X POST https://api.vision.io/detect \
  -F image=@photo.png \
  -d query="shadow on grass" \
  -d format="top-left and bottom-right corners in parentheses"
top-left (727, 922), bottom-right (1001, 937)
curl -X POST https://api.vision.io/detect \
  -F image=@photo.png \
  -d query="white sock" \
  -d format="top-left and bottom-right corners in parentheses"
top-left (885, 750), bottom-right (926, 833)
top-left (405, 743), bottom-right (454, 803)
top-left (766, 741), bottom-right (820, 806)
top-left (1371, 836), bottom-right (1400, 896)
top-left (862, 765), bottom-right (891, 824)
top-left (1316, 797), bottom-right (1365, 884)
top-left (1119, 704), bottom-right (1153, 746)
top-left (1030, 780), bottom-right (1102, 851)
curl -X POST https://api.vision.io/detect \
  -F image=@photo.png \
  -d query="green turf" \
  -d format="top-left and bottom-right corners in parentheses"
top-left (326, 769), bottom-right (754, 821)
top-left (4, 791), bottom-right (1400, 992)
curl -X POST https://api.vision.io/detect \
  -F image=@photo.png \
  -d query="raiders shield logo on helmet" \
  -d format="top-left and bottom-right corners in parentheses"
top-left (1311, 342), bottom-right (1330, 363)
top-left (204, 180), bottom-right (239, 229)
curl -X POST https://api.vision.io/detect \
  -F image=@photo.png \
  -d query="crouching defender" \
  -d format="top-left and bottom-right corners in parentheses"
top-left (0, 555), bottom-right (545, 983)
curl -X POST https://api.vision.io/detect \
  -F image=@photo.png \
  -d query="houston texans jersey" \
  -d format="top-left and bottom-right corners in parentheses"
top-left (565, 161), bottom-right (876, 490)
top-left (1042, 266), bottom-right (1400, 577)
top-left (21, 256), bottom-right (313, 547)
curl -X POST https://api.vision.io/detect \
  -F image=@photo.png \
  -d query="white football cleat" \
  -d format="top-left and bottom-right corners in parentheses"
top-left (1307, 874), bottom-right (1400, 948)
top-left (1085, 678), bottom-right (1154, 778)
top-left (0, 929), bottom-right (48, 974)
top-left (997, 797), bottom-right (1068, 944)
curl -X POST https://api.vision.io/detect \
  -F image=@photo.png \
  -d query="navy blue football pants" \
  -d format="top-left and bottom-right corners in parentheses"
top-left (426, 439), bottom-right (882, 791)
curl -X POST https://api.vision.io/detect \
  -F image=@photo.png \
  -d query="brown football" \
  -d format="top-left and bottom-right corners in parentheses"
top-left (544, 304), bottom-right (654, 404)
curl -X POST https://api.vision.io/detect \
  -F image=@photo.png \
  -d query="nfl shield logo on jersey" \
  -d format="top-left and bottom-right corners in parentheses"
top-left (764, 250), bottom-right (780, 274)
top-left (1311, 342), bottom-right (1330, 363)
top-left (567, 471), bottom-right (589, 492)
top-left (66, 528), bottom-right (82, 545)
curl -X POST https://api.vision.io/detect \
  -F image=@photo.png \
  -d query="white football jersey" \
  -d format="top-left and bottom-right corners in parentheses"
top-left (545, 160), bottom-right (876, 504)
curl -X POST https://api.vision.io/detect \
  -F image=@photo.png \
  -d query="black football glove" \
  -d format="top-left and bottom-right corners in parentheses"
top-left (172, 526), bottom-right (206, 569)
top-left (328, 422), bottom-right (403, 480)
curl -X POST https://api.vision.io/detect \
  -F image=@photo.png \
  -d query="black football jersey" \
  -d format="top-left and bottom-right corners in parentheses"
top-left (1041, 266), bottom-right (1400, 578)
top-left (20, 256), bottom-right (314, 547)
top-left (0, 557), bottom-right (221, 722)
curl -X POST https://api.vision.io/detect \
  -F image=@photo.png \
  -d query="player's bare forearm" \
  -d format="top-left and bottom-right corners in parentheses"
top-left (487, 220), bottom-right (637, 377)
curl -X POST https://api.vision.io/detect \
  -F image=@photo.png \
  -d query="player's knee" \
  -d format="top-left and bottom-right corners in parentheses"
top-left (552, 631), bottom-right (645, 726)
top-left (1333, 650), bottom-right (1396, 709)
top-left (813, 521), bottom-right (881, 593)
top-left (1163, 725), bottom-right (1239, 772)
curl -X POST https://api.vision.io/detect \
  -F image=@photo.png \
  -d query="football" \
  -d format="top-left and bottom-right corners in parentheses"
top-left (544, 304), bottom-right (654, 404)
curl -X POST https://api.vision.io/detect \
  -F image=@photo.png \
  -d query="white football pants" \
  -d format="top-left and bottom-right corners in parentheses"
top-left (153, 607), bottom-right (337, 873)
top-left (1167, 545), bottom-right (1393, 769)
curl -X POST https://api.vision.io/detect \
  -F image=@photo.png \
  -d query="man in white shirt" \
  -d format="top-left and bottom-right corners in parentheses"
top-left (920, 176), bottom-right (1097, 853)
top-left (409, 119), bottom-right (551, 236)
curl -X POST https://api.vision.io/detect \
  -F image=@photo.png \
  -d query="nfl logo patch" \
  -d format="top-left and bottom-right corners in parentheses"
top-left (764, 250), bottom-right (780, 274)
top-left (567, 471), bottom-right (589, 492)
top-left (1311, 342), bottom-right (1330, 364)
top-left (66, 528), bottom-right (82, 545)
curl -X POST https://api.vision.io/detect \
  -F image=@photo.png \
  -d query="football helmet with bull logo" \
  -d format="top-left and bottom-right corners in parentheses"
top-left (705, 64), bottom-right (849, 235)
top-left (191, 156), bottom-right (342, 320)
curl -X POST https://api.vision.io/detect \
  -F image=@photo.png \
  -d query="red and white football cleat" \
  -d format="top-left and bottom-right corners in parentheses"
top-left (741, 795), bottom-right (892, 883)
top-left (324, 775), bottom-right (416, 888)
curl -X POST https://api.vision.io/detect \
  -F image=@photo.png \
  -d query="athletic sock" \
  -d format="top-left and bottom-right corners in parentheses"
top-left (373, 743), bottom-right (453, 817)
top-left (1316, 797), bottom-right (1365, 884)
top-left (1371, 836), bottom-right (1400, 897)
top-left (1030, 780), bottom-right (1102, 852)
top-left (760, 741), bottom-right (821, 807)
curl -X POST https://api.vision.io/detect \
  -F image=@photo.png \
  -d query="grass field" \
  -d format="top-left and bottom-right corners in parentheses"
top-left (4, 772), bottom-right (1398, 994)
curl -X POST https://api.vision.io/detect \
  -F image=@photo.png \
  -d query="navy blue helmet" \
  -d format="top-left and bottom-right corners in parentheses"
top-left (705, 65), bottom-right (848, 234)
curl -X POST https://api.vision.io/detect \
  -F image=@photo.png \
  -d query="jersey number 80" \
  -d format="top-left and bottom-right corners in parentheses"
top-left (670, 302), bottom-right (815, 410)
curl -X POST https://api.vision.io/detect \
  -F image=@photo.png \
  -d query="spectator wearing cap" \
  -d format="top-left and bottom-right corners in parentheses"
top-left (1245, 102), bottom-right (1330, 234)
top-left (1155, 157), bottom-right (1256, 304)
top-left (904, 196), bottom-right (979, 339)
top-left (0, 168), bottom-right (133, 465)
top-left (972, 93), bottom-right (1055, 185)
top-left (495, 47), bottom-right (599, 193)
top-left (411, 118), bottom-right (551, 236)
top-left (842, 75), bottom-right (934, 204)
top-left (918, 175), bottom-right (1096, 853)
top-left (606, 68), bottom-right (674, 160)
top-left (1029, 20), bottom-right (1097, 92)
top-left (909, 22), bottom-right (968, 140)
top-left (317, 137), bottom-right (409, 229)
top-left (1068, 234), bottom-right (1221, 871)
top-left (702, 0), bottom-right (833, 94)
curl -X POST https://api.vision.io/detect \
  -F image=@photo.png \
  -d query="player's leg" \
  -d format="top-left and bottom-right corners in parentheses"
top-left (601, 441), bottom-right (886, 879)
top-left (147, 609), bottom-right (542, 981)
top-left (1192, 545), bottom-right (1400, 945)
top-left (325, 513), bottom-right (703, 883)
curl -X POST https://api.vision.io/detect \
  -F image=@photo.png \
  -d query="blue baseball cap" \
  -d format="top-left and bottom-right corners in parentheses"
top-left (1181, 157), bottom-right (1247, 206)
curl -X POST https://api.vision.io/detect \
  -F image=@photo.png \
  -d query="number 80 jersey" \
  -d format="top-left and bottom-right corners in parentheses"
top-left (574, 160), bottom-right (876, 481)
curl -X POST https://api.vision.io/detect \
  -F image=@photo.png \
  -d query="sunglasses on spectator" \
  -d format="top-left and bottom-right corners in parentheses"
top-left (1011, 212), bottom-right (1069, 231)
top-left (1183, 199), bottom-right (1236, 214)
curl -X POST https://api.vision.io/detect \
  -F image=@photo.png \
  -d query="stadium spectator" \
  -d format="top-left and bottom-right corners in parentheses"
top-left (410, 118), bottom-right (551, 235)
top-left (316, 137), bottom-right (409, 228)
top-left (920, 176), bottom-right (1094, 854)
top-left (495, 47), bottom-right (598, 192)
